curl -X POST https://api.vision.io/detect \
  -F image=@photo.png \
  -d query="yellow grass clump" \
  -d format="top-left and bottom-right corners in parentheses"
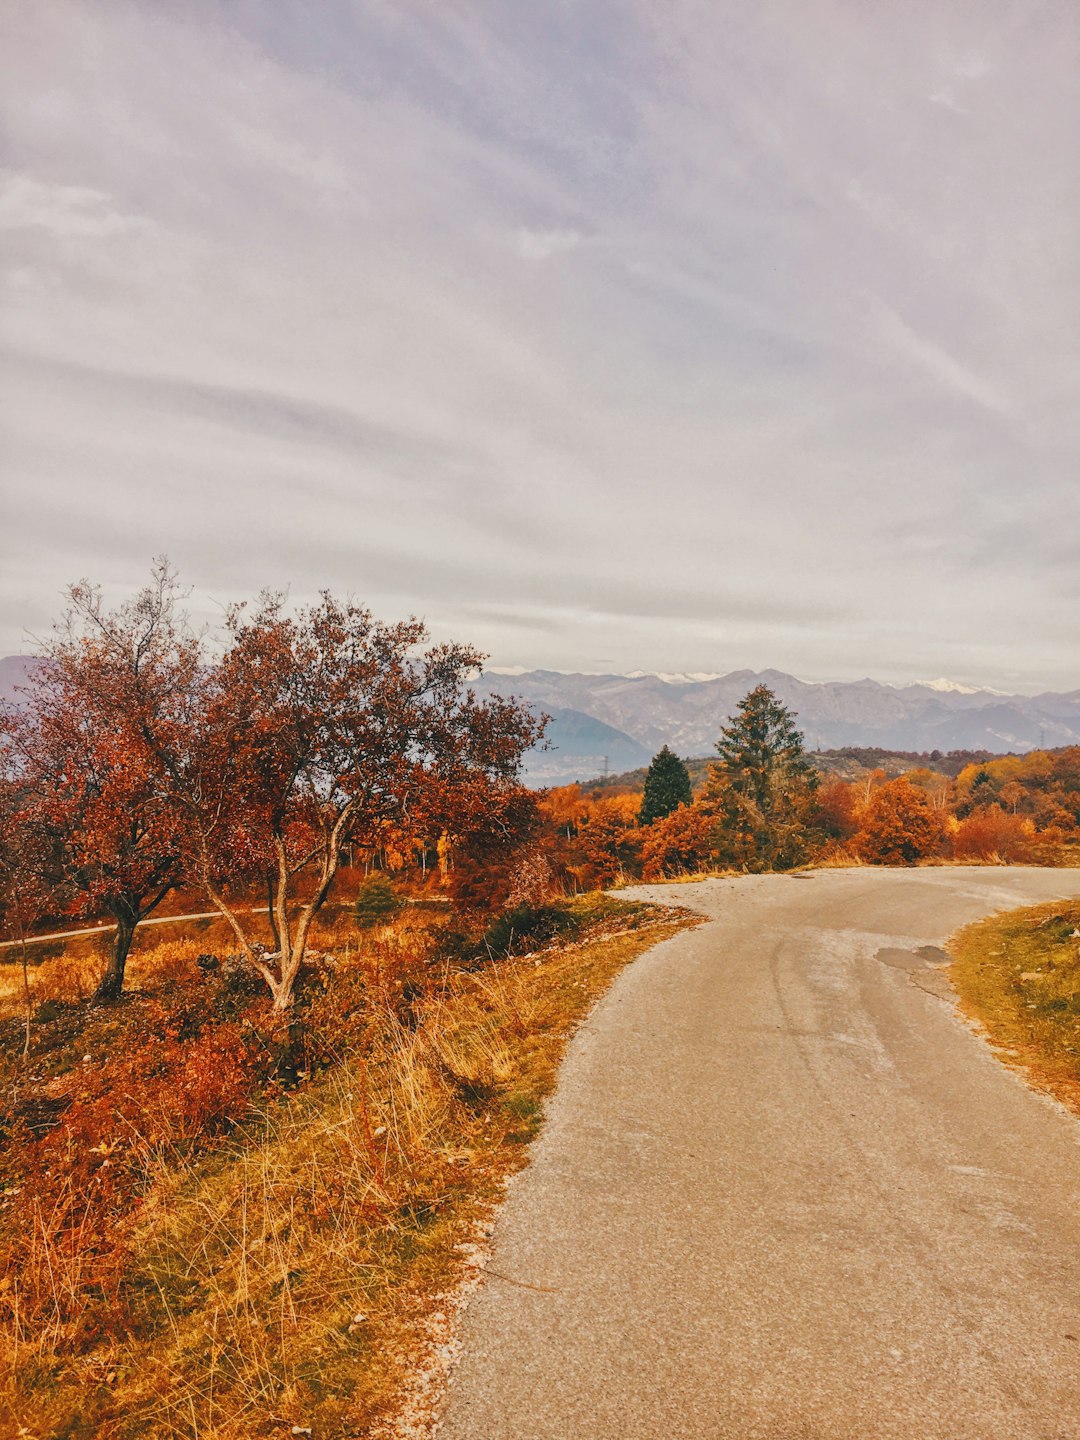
top-left (950, 899), bottom-right (1080, 1117)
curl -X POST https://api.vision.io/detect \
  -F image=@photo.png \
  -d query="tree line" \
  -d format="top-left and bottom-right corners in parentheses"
top-left (539, 692), bottom-right (1080, 887)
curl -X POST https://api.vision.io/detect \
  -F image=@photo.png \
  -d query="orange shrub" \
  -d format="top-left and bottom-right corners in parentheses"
top-left (640, 804), bottom-right (715, 880)
top-left (952, 805), bottom-right (1035, 863)
top-left (813, 780), bottom-right (863, 841)
top-left (572, 796), bottom-right (641, 888)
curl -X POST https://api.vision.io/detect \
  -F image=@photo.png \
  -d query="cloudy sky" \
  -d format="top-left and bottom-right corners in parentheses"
top-left (1, 1), bottom-right (1077, 691)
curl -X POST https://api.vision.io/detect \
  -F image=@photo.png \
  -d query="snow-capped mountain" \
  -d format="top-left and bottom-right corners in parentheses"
top-left (625, 670), bottom-right (726, 685)
top-left (914, 678), bottom-right (1005, 696)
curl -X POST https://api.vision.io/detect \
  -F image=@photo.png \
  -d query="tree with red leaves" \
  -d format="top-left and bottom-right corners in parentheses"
top-left (1, 563), bottom-right (197, 999)
top-left (166, 590), bottom-right (543, 1011)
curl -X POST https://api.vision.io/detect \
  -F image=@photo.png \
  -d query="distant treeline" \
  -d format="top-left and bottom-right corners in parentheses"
top-left (588, 744), bottom-right (1018, 791)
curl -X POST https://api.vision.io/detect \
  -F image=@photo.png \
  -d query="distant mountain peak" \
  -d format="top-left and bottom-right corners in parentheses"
top-left (625, 670), bottom-right (725, 685)
top-left (915, 677), bottom-right (999, 696)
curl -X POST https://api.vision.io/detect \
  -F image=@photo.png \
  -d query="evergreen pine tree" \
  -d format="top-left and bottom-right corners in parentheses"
top-left (709, 685), bottom-right (817, 870)
top-left (639, 745), bottom-right (693, 826)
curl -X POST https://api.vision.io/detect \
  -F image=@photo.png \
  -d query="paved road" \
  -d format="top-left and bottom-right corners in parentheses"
top-left (439, 867), bottom-right (1080, 1440)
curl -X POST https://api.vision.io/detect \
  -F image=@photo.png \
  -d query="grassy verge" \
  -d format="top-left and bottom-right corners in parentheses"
top-left (950, 899), bottom-right (1080, 1117)
top-left (1, 895), bottom-right (695, 1439)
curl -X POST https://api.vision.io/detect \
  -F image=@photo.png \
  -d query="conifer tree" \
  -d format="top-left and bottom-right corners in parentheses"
top-left (639, 745), bottom-right (693, 826)
top-left (708, 685), bottom-right (817, 870)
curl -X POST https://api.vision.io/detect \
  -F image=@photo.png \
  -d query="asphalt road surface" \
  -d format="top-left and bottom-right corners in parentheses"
top-left (439, 867), bottom-right (1080, 1440)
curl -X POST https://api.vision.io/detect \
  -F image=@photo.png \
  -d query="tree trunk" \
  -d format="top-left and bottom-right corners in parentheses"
top-left (20, 938), bottom-right (31, 1059)
top-left (95, 910), bottom-right (136, 1001)
top-left (267, 872), bottom-right (281, 951)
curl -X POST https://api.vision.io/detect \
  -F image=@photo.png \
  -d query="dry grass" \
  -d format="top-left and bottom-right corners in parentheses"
top-left (950, 899), bottom-right (1080, 1117)
top-left (0, 905), bottom-right (406, 1023)
top-left (1, 900), bottom-right (693, 1439)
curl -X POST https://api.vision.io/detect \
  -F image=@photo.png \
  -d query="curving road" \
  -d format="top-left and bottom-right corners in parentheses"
top-left (439, 867), bottom-right (1080, 1440)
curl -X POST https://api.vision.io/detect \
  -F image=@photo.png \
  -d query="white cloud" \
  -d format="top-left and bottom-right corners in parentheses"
top-left (867, 297), bottom-right (1011, 416)
top-left (514, 226), bottom-right (581, 261)
top-left (0, 172), bottom-right (147, 239)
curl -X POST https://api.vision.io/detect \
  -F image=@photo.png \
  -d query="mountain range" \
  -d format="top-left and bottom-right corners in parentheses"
top-left (479, 669), bottom-right (1080, 783)
top-left (5, 655), bottom-right (1078, 787)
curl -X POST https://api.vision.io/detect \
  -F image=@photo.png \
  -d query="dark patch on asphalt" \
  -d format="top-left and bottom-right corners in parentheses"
top-left (876, 945), bottom-right (954, 999)
top-left (916, 945), bottom-right (949, 965)
top-left (876, 946), bottom-right (948, 973)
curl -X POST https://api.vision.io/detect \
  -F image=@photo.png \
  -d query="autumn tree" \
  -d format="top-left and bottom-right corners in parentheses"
top-left (0, 776), bottom-right (53, 1053)
top-left (0, 565), bottom-right (197, 999)
top-left (639, 745), bottom-right (692, 826)
top-left (812, 779), bottom-right (862, 843)
top-left (854, 777), bottom-right (943, 865)
top-left (539, 783), bottom-right (586, 839)
top-left (708, 685), bottom-right (817, 870)
top-left (570, 793), bottom-right (641, 889)
top-left (446, 784), bottom-right (546, 912)
top-left (163, 591), bottom-right (543, 1011)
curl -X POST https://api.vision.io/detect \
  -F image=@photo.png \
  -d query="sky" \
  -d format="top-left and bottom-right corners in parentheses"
top-left (1, 1), bottom-right (1078, 693)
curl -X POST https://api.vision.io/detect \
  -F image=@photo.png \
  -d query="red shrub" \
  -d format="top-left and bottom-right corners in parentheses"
top-left (2, 1003), bottom-right (262, 1343)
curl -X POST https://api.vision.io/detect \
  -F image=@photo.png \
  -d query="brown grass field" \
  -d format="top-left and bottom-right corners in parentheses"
top-left (0, 896), bottom-right (695, 1439)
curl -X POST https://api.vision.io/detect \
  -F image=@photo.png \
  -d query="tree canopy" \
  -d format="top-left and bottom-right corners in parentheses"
top-left (854, 777), bottom-right (942, 865)
top-left (170, 589), bottom-right (543, 1009)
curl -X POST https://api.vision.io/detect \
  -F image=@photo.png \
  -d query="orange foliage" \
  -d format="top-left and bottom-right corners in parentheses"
top-left (539, 783), bottom-right (587, 835)
top-left (952, 805), bottom-right (1036, 862)
top-left (2, 999), bottom-right (263, 1344)
top-left (854, 777), bottom-right (944, 865)
top-left (447, 787), bottom-right (545, 912)
top-left (571, 794), bottom-right (641, 889)
top-left (813, 779), bottom-right (863, 840)
top-left (640, 805), bottom-right (715, 880)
